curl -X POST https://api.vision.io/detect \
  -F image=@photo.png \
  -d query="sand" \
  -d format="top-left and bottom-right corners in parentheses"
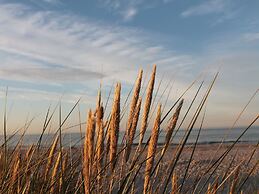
top-left (126, 142), bottom-right (259, 193)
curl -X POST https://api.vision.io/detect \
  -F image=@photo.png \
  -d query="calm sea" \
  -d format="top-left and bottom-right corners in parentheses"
top-left (1, 126), bottom-right (258, 147)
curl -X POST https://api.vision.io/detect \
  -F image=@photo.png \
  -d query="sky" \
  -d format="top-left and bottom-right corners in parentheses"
top-left (0, 0), bottom-right (258, 133)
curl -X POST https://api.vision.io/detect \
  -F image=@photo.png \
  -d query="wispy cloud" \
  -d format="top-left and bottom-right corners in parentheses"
top-left (98, 0), bottom-right (173, 22)
top-left (42, 0), bottom-right (59, 3)
top-left (99, 0), bottom-right (141, 21)
top-left (243, 32), bottom-right (259, 42)
top-left (181, 0), bottom-right (230, 17)
top-left (0, 2), bottom-right (193, 102)
top-left (0, 65), bottom-right (104, 83)
top-left (122, 7), bottom-right (138, 21)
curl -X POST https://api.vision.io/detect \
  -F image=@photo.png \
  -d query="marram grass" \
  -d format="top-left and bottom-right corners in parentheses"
top-left (0, 66), bottom-right (258, 194)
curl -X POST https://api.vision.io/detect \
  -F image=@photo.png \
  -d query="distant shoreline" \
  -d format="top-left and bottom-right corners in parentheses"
top-left (4, 141), bottom-right (258, 150)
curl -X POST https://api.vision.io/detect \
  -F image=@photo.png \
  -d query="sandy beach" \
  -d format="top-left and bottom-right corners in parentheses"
top-left (124, 142), bottom-right (259, 193)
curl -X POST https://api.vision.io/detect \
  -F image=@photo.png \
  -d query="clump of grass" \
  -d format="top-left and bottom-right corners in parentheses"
top-left (0, 66), bottom-right (258, 194)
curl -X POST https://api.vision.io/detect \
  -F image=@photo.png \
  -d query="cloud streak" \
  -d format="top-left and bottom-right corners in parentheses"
top-left (98, 0), bottom-right (173, 21)
top-left (0, 2), bottom-right (192, 85)
top-left (243, 32), bottom-right (259, 42)
top-left (181, 0), bottom-right (230, 17)
top-left (99, 0), bottom-right (141, 21)
top-left (0, 1), bottom-right (195, 109)
top-left (122, 7), bottom-right (138, 21)
top-left (0, 65), bottom-right (104, 83)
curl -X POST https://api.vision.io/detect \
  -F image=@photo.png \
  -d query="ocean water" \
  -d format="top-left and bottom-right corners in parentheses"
top-left (1, 126), bottom-right (258, 147)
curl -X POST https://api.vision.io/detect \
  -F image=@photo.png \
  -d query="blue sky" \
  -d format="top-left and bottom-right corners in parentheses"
top-left (0, 0), bottom-right (258, 133)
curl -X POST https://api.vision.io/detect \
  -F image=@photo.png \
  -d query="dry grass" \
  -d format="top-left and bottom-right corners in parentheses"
top-left (0, 67), bottom-right (258, 194)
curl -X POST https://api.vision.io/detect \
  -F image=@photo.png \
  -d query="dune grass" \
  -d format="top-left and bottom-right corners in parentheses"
top-left (0, 65), bottom-right (258, 194)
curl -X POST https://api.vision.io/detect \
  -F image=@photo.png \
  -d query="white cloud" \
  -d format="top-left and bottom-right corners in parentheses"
top-left (31, 0), bottom-right (60, 5)
top-left (42, 0), bottom-right (59, 3)
top-left (98, 0), bottom-right (174, 21)
top-left (122, 7), bottom-right (138, 21)
top-left (0, 2), bottom-right (193, 103)
top-left (181, 0), bottom-right (229, 17)
top-left (99, 0), bottom-right (141, 21)
top-left (0, 86), bottom-right (81, 103)
top-left (243, 32), bottom-right (259, 42)
top-left (0, 64), bottom-right (104, 83)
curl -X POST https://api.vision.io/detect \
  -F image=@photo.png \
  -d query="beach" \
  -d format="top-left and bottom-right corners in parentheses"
top-left (124, 142), bottom-right (259, 193)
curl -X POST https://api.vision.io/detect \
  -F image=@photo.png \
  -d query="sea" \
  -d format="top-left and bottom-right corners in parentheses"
top-left (1, 126), bottom-right (258, 147)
